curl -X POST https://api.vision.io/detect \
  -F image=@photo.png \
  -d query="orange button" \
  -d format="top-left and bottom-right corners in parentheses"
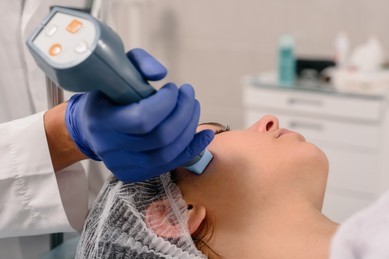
top-left (66, 19), bottom-right (83, 34)
top-left (49, 43), bottom-right (62, 56)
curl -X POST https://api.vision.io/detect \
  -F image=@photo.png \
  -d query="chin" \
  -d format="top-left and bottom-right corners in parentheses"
top-left (291, 141), bottom-right (329, 174)
top-left (295, 143), bottom-right (329, 209)
top-left (310, 143), bottom-right (329, 172)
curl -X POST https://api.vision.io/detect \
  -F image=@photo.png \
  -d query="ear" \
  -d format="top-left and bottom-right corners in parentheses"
top-left (145, 199), bottom-right (206, 238)
top-left (187, 203), bottom-right (207, 235)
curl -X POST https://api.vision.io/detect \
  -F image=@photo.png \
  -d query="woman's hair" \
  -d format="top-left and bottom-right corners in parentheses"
top-left (191, 213), bottom-right (219, 258)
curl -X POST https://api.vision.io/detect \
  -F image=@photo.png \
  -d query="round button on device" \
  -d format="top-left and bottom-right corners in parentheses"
top-left (74, 41), bottom-right (88, 54)
top-left (49, 43), bottom-right (62, 56)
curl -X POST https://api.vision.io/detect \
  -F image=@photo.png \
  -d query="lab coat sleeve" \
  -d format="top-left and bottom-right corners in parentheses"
top-left (0, 112), bottom-right (88, 238)
top-left (330, 190), bottom-right (389, 259)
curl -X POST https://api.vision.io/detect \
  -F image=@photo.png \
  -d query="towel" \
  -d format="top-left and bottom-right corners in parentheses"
top-left (330, 191), bottom-right (389, 259)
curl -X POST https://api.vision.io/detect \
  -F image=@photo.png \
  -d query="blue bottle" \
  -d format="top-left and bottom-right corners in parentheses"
top-left (278, 34), bottom-right (296, 87)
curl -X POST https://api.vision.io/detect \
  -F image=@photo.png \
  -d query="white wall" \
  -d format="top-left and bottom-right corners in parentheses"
top-left (113, 0), bottom-right (389, 129)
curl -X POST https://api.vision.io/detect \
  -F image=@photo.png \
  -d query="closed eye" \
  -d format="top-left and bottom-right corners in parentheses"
top-left (199, 122), bottom-right (230, 135)
top-left (215, 125), bottom-right (230, 135)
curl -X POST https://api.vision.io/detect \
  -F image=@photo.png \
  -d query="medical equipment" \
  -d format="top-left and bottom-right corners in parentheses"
top-left (26, 7), bottom-right (212, 174)
top-left (76, 173), bottom-right (205, 258)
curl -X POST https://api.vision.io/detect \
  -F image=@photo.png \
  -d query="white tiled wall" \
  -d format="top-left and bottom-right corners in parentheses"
top-left (112, 0), bottom-right (389, 129)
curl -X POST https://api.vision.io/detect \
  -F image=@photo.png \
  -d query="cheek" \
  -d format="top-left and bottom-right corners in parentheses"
top-left (177, 136), bottom-right (284, 210)
top-left (207, 135), bottom-right (260, 180)
top-left (208, 135), bottom-right (275, 188)
top-left (284, 142), bottom-right (328, 168)
top-left (271, 141), bottom-right (329, 189)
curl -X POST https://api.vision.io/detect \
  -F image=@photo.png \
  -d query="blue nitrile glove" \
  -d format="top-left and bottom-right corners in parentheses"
top-left (65, 48), bottom-right (214, 182)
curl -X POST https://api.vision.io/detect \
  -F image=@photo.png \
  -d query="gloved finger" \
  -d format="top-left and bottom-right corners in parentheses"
top-left (102, 101), bottom-right (206, 182)
top-left (84, 84), bottom-right (194, 153)
top-left (145, 84), bottom-right (197, 147)
top-left (108, 130), bottom-right (214, 183)
top-left (127, 48), bottom-right (167, 81)
top-left (106, 83), bottom-right (179, 134)
top-left (143, 99), bottom-right (200, 165)
top-left (148, 129), bottom-right (215, 178)
top-left (115, 84), bottom-right (198, 151)
top-left (166, 129), bottom-right (215, 172)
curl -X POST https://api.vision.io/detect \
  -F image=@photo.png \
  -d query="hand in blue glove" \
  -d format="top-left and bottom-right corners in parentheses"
top-left (65, 48), bottom-right (214, 182)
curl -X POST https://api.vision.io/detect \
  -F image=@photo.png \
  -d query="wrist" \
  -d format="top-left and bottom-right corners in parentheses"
top-left (65, 94), bottom-right (101, 161)
top-left (44, 102), bottom-right (88, 172)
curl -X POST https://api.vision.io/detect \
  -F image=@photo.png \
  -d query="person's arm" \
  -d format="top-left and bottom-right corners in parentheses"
top-left (0, 112), bottom-right (86, 237)
top-left (0, 48), bottom-right (213, 238)
top-left (44, 102), bottom-right (88, 172)
top-left (44, 103), bottom-right (89, 231)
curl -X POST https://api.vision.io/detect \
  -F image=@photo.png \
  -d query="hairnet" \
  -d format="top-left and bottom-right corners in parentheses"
top-left (75, 173), bottom-right (206, 258)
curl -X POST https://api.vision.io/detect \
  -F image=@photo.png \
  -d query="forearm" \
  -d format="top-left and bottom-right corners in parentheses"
top-left (44, 102), bottom-right (88, 172)
top-left (0, 112), bottom-right (82, 236)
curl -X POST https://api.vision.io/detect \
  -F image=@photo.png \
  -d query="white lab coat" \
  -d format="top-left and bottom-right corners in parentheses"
top-left (0, 0), bottom-right (110, 258)
top-left (0, 112), bottom-right (88, 238)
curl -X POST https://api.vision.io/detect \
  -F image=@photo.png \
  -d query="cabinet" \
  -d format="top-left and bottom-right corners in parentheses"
top-left (242, 76), bottom-right (389, 222)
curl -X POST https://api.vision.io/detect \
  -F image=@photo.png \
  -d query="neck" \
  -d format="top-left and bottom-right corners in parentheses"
top-left (211, 200), bottom-right (339, 259)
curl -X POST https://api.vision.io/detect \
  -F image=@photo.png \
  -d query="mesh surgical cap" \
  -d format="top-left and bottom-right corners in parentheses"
top-left (76, 173), bottom-right (206, 259)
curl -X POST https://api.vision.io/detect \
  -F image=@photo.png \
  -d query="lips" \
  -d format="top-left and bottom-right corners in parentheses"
top-left (276, 128), bottom-right (306, 141)
top-left (276, 128), bottom-right (292, 138)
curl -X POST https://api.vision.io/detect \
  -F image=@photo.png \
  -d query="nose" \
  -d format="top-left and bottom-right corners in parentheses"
top-left (248, 114), bottom-right (279, 132)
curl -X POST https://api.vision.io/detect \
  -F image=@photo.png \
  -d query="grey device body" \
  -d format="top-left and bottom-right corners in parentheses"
top-left (26, 7), bottom-right (212, 174)
top-left (27, 7), bottom-right (155, 104)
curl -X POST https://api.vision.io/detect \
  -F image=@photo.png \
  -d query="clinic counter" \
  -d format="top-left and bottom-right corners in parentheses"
top-left (244, 75), bottom-right (385, 101)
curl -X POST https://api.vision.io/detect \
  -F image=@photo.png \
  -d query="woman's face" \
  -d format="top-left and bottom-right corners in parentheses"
top-left (175, 115), bottom-right (329, 223)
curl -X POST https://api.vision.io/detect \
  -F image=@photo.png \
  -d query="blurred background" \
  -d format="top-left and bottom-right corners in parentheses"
top-left (110, 0), bottom-right (389, 129)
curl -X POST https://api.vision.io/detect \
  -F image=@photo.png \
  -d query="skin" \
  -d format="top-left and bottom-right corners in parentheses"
top-left (175, 115), bottom-right (339, 259)
top-left (43, 103), bottom-right (89, 231)
top-left (43, 102), bottom-right (88, 172)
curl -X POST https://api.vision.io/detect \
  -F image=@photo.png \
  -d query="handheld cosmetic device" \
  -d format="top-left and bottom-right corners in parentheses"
top-left (27, 7), bottom-right (212, 174)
